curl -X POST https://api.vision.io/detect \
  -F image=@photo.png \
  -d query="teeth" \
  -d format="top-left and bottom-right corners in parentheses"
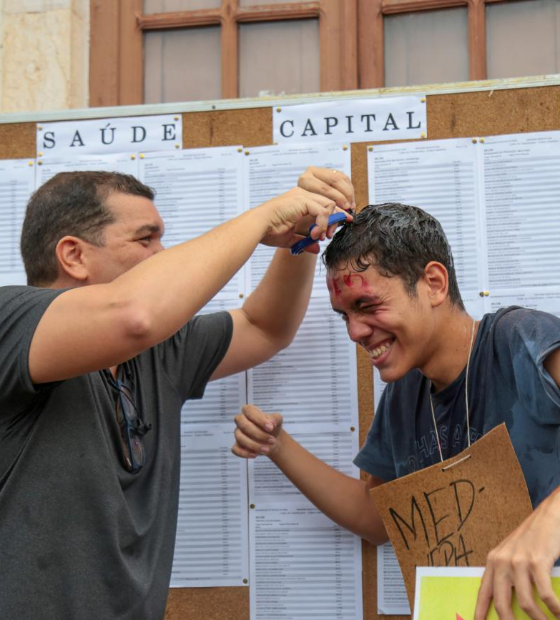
top-left (369, 342), bottom-right (391, 360)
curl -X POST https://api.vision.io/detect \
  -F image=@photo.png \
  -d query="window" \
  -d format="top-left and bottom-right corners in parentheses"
top-left (89, 0), bottom-right (559, 106)
top-left (90, 0), bottom-right (356, 106)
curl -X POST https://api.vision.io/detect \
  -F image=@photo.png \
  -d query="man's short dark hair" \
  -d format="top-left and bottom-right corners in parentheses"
top-left (323, 203), bottom-right (465, 310)
top-left (21, 171), bottom-right (155, 286)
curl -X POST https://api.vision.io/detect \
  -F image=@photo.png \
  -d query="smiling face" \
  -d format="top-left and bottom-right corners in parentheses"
top-left (83, 191), bottom-right (165, 284)
top-left (328, 265), bottom-right (440, 383)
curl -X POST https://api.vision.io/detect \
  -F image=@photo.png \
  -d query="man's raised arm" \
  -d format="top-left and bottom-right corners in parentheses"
top-left (29, 176), bottom-right (350, 384)
top-left (212, 167), bottom-right (355, 379)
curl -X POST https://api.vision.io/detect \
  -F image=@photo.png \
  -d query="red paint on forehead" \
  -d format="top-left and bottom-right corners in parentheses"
top-left (343, 274), bottom-right (366, 288)
top-left (328, 273), bottom-right (370, 297)
top-left (327, 276), bottom-right (343, 297)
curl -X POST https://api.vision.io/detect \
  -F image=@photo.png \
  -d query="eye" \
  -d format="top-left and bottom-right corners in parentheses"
top-left (137, 236), bottom-right (152, 246)
top-left (360, 305), bottom-right (379, 314)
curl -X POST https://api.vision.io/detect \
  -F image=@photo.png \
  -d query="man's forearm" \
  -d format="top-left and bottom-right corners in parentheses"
top-left (241, 249), bottom-right (317, 349)
top-left (109, 207), bottom-right (271, 339)
top-left (269, 430), bottom-right (388, 545)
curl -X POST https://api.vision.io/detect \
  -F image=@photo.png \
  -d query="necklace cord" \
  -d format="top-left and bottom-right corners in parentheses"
top-left (429, 317), bottom-right (476, 463)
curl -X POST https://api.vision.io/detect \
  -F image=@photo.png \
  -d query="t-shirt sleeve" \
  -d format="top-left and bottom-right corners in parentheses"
top-left (0, 286), bottom-right (65, 411)
top-left (494, 307), bottom-right (560, 423)
top-left (156, 310), bottom-right (234, 402)
top-left (353, 387), bottom-right (398, 482)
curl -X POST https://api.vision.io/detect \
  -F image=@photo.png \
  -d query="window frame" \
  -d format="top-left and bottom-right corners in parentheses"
top-left (89, 0), bottom-right (536, 106)
top-left (89, 0), bottom-right (358, 106)
top-left (357, 0), bottom-right (526, 89)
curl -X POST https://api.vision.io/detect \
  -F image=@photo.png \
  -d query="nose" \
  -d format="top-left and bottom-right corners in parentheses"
top-left (153, 240), bottom-right (165, 254)
top-left (346, 314), bottom-right (372, 344)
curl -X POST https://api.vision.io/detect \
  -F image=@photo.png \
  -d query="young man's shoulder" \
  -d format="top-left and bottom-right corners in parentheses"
top-left (488, 305), bottom-right (560, 339)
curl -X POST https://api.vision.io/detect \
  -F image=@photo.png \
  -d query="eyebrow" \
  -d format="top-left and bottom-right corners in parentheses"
top-left (134, 224), bottom-right (163, 237)
top-left (331, 295), bottom-right (382, 314)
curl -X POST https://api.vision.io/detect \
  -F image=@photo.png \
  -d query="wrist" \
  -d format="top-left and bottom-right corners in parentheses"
top-left (252, 201), bottom-right (278, 241)
top-left (268, 428), bottom-right (288, 462)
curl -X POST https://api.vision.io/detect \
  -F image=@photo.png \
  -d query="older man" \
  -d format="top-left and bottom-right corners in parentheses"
top-left (0, 166), bottom-right (353, 619)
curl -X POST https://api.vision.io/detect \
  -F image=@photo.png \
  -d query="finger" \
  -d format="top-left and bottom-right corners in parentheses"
top-left (234, 427), bottom-right (274, 455)
top-left (235, 412), bottom-right (276, 443)
top-left (512, 567), bottom-right (547, 620)
top-left (326, 217), bottom-right (347, 239)
top-left (475, 567), bottom-right (495, 620)
top-left (302, 241), bottom-right (320, 255)
top-left (492, 573), bottom-right (515, 620)
top-left (299, 167), bottom-right (355, 208)
top-left (308, 201), bottom-right (337, 240)
top-left (269, 412), bottom-right (284, 428)
top-left (533, 566), bottom-right (560, 618)
top-left (231, 443), bottom-right (259, 459)
top-left (241, 404), bottom-right (278, 432)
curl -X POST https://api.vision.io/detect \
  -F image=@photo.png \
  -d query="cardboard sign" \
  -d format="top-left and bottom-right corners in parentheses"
top-left (371, 424), bottom-right (533, 610)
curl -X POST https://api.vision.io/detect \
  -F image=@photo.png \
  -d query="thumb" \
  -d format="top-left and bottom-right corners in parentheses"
top-left (265, 413), bottom-right (284, 432)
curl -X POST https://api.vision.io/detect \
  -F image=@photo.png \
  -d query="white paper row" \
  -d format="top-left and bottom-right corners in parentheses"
top-left (368, 132), bottom-right (560, 318)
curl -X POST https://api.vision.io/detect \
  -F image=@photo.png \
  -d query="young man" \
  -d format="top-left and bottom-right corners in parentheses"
top-left (0, 167), bottom-right (354, 620)
top-left (232, 203), bottom-right (560, 620)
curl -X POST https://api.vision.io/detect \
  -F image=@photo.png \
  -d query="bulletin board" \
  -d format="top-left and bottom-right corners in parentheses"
top-left (2, 74), bottom-right (560, 620)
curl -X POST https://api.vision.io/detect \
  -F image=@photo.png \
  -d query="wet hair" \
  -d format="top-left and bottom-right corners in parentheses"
top-left (21, 171), bottom-right (155, 286)
top-left (323, 203), bottom-right (465, 310)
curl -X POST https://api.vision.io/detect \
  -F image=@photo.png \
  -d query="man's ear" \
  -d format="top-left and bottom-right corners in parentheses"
top-left (422, 261), bottom-right (449, 307)
top-left (55, 236), bottom-right (89, 282)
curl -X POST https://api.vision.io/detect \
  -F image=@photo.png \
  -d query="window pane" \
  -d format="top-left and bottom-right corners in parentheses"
top-left (144, 0), bottom-right (221, 13)
top-left (239, 20), bottom-right (320, 97)
top-left (487, 0), bottom-right (560, 79)
top-left (384, 8), bottom-right (469, 87)
top-left (144, 27), bottom-right (221, 103)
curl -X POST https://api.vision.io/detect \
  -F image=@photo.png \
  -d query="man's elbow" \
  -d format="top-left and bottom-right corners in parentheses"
top-left (273, 330), bottom-right (298, 354)
top-left (362, 529), bottom-right (390, 547)
top-left (115, 300), bottom-right (159, 349)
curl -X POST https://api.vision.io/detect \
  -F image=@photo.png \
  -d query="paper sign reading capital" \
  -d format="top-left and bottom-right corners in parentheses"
top-left (273, 95), bottom-right (426, 144)
top-left (371, 424), bottom-right (533, 610)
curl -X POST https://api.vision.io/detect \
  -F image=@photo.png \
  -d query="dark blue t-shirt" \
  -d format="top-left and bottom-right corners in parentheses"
top-left (354, 306), bottom-right (560, 509)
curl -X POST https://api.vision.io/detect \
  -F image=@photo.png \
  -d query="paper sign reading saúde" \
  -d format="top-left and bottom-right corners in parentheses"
top-left (414, 567), bottom-right (560, 620)
top-left (371, 424), bottom-right (533, 610)
top-left (37, 114), bottom-right (182, 157)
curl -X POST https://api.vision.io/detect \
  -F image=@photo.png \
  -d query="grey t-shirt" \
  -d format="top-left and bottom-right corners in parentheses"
top-left (355, 306), bottom-right (560, 510)
top-left (0, 285), bottom-right (233, 620)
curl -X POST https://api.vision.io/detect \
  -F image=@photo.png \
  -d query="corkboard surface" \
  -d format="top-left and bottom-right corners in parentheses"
top-left (183, 107), bottom-right (273, 149)
top-left (3, 82), bottom-right (559, 620)
top-left (0, 122), bottom-right (36, 160)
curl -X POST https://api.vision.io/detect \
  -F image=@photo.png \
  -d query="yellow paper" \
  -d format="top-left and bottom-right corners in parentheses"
top-left (416, 574), bottom-right (560, 620)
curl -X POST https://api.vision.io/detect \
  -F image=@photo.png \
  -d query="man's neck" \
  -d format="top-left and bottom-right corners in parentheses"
top-left (421, 310), bottom-right (478, 393)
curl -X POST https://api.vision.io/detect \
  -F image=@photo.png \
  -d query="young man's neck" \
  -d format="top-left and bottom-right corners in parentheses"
top-left (422, 308), bottom-right (478, 393)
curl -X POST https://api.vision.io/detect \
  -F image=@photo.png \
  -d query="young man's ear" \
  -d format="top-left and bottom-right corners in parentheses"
top-left (55, 236), bottom-right (89, 282)
top-left (422, 261), bottom-right (449, 307)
